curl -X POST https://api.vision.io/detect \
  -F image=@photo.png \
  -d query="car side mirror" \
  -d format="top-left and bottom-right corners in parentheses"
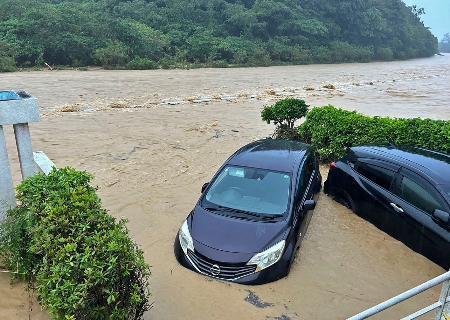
top-left (303, 200), bottom-right (316, 211)
top-left (201, 182), bottom-right (209, 193)
top-left (433, 209), bottom-right (450, 226)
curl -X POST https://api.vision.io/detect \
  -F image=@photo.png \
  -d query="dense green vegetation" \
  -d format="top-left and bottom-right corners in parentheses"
top-left (297, 106), bottom-right (450, 162)
top-left (0, 168), bottom-right (151, 320)
top-left (0, 0), bottom-right (438, 71)
top-left (261, 100), bottom-right (449, 161)
top-left (439, 33), bottom-right (450, 53)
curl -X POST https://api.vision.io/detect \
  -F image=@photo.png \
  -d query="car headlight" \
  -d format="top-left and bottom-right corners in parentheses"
top-left (179, 220), bottom-right (194, 254)
top-left (247, 240), bottom-right (286, 272)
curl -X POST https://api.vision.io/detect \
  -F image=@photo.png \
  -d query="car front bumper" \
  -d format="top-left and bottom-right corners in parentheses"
top-left (174, 234), bottom-right (289, 285)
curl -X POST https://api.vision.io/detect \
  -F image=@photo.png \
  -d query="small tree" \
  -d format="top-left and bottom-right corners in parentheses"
top-left (261, 98), bottom-right (309, 139)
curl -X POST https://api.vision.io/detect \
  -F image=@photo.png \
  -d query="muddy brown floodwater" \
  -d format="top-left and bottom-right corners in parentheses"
top-left (0, 55), bottom-right (449, 320)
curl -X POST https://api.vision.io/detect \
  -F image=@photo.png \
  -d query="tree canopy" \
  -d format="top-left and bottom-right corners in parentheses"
top-left (0, 0), bottom-right (438, 71)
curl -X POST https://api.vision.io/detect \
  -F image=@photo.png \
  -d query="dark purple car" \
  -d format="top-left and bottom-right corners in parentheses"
top-left (174, 139), bottom-right (322, 284)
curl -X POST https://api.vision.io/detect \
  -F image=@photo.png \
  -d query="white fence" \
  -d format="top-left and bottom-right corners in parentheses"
top-left (348, 270), bottom-right (450, 320)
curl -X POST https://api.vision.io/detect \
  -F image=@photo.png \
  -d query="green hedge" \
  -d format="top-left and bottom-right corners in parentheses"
top-left (0, 168), bottom-right (151, 320)
top-left (298, 106), bottom-right (450, 162)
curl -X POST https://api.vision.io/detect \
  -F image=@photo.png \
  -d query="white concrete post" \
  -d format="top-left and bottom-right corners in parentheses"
top-left (0, 91), bottom-right (40, 219)
top-left (14, 123), bottom-right (38, 179)
top-left (0, 125), bottom-right (16, 220)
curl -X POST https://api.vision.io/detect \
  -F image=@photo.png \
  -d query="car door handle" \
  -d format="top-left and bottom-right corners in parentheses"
top-left (390, 202), bottom-right (404, 213)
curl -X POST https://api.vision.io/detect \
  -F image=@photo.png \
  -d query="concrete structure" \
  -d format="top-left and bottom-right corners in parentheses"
top-left (0, 91), bottom-right (41, 220)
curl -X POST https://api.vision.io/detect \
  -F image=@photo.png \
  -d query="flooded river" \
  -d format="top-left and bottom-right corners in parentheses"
top-left (0, 55), bottom-right (448, 320)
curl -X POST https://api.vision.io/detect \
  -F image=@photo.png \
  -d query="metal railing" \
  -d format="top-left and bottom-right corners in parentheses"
top-left (348, 270), bottom-right (450, 320)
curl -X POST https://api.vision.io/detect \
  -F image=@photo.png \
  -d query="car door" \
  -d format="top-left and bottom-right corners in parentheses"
top-left (354, 158), bottom-right (401, 238)
top-left (391, 168), bottom-right (450, 267)
top-left (293, 155), bottom-right (316, 246)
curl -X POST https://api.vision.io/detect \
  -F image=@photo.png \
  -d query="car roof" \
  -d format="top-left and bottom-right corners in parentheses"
top-left (227, 139), bottom-right (310, 173)
top-left (351, 146), bottom-right (450, 185)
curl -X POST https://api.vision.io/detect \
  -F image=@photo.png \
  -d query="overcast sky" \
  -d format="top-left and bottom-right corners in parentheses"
top-left (403, 0), bottom-right (450, 40)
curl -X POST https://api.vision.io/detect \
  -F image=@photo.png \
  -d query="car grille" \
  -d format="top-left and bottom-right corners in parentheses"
top-left (187, 250), bottom-right (257, 281)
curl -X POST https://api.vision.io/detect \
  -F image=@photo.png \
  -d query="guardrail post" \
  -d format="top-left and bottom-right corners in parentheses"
top-left (14, 123), bottom-right (38, 179)
top-left (0, 91), bottom-right (41, 219)
top-left (0, 125), bottom-right (16, 220)
top-left (436, 279), bottom-right (450, 320)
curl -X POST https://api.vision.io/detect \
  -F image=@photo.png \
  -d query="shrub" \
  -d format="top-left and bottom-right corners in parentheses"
top-left (298, 106), bottom-right (450, 162)
top-left (94, 41), bottom-right (130, 68)
top-left (0, 42), bottom-right (18, 72)
top-left (0, 168), bottom-right (151, 320)
top-left (0, 56), bottom-right (17, 72)
top-left (126, 57), bottom-right (158, 70)
top-left (328, 41), bottom-right (374, 63)
top-left (376, 47), bottom-right (394, 60)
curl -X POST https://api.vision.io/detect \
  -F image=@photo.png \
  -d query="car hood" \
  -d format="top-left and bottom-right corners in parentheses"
top-left (189, 206), bottom-right (288, 254)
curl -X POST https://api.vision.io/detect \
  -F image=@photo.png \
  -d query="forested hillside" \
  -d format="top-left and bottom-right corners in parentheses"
top-left (0, 0), bottom-right (438, 71)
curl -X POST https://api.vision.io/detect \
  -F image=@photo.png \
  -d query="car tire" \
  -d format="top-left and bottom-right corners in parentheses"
top-left (285, 240), bottom-right (298, 275)
top-left (338, 192), bottom-right (356, 213)
top-left (314, 178), bottom-right (322, 193)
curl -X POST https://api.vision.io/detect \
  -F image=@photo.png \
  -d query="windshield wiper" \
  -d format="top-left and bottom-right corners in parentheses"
top-left (260, 215), bottom-right (279, 221)
top-left (221, 207), bottom-right (280, 221)
top-left (203, 206), bottom-right (222, 212)
top-left (203, 205), bottom-right (280, 220)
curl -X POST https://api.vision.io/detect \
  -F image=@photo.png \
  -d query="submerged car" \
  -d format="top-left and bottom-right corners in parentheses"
top-left (174, 139), bottom-right (322, 284)
top-left (325, 146), bottom-right (450, 269)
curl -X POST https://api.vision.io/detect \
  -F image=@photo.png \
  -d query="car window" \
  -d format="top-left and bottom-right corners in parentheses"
top-left (398, 175), bottom-right (446, 215)
top-left (356, 162), bottom-right (395, 190)
top-left (204, 166), bottom-right (291, 216)
top-left (298, 156), bottom-right (314, 196)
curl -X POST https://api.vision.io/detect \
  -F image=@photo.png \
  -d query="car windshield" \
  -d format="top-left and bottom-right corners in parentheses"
top-left (203, 166), bottom-right (291, 217)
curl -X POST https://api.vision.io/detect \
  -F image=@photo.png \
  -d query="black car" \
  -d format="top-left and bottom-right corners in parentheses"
top-left (325, 146), bottom-right (450, 269)
top-left (174, 139), bottom-right (322, 284)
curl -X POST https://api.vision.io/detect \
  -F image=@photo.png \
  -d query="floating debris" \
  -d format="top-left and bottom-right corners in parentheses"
top-left (192, 96), bottom-right (212, 103)
top-left (323, 84), bottom-right (336, 90)
top-left (60, 104), bottom-right (80, 112)
top-left (109, 102), bottom-right (128, 109)
top-left (270, 316), bottom-right (291, 320)
top-left (185, 96), bottom-right (198, 102)
top-left (245, 291), bottom-right (273, 309)
top-left (166, 100), bottom-right (182, 105)
top-left (265, 88), bottom-right (277, 95)
top-left (220, 95), bottom-right (237, 101)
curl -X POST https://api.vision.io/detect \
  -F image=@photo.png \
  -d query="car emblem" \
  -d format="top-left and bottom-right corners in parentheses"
top-left (210, 264), bottom-right (221, 276)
